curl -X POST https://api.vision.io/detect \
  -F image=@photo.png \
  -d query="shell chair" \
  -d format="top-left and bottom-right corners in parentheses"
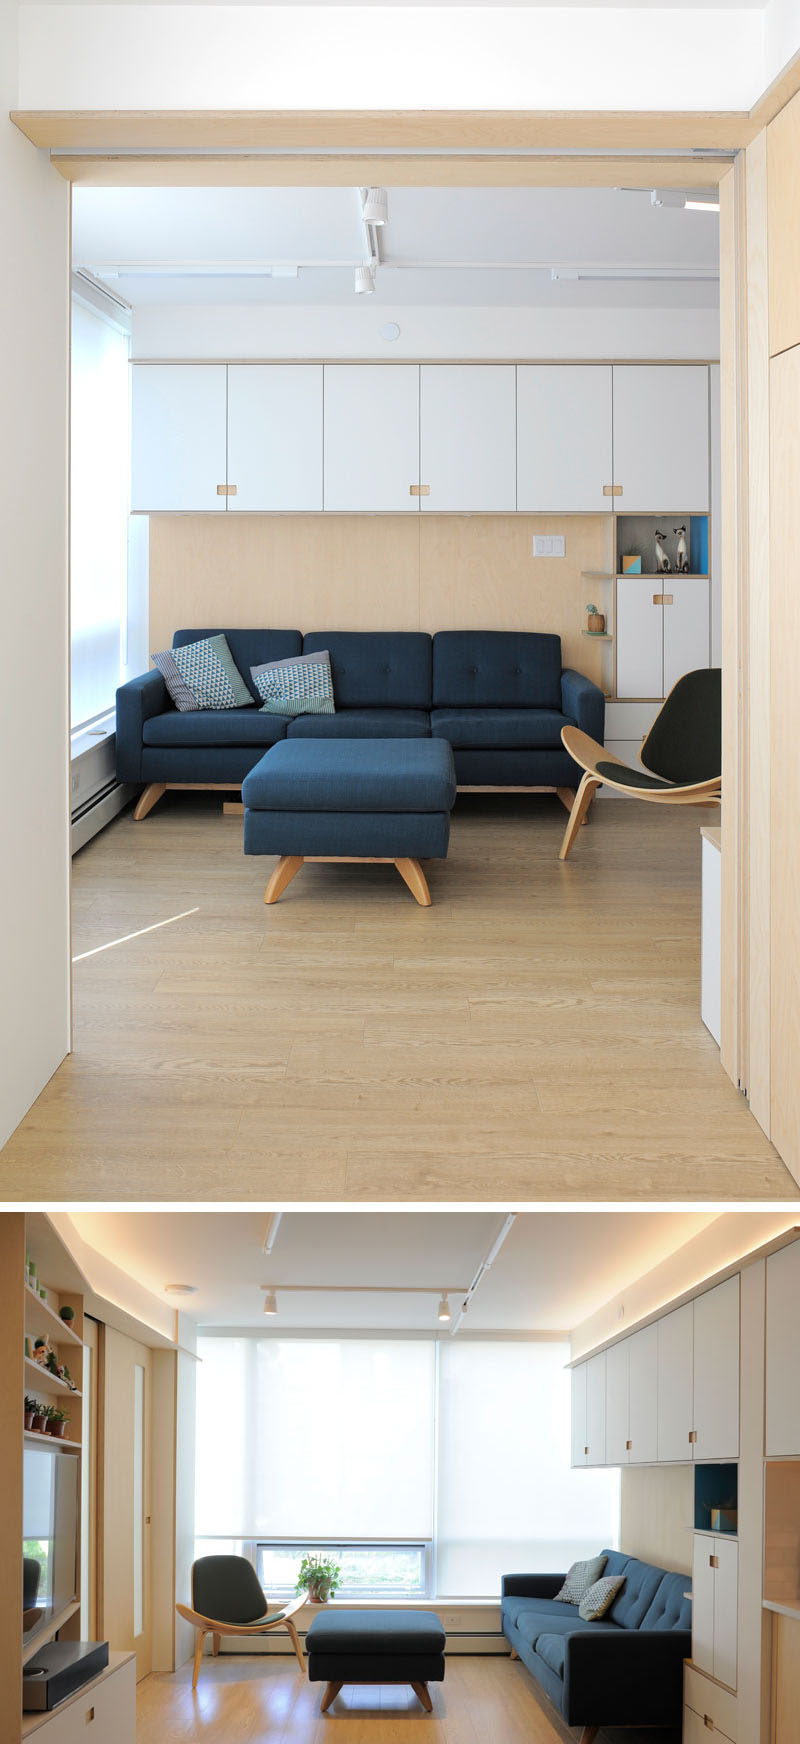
top-left (558, 667), bottom-right (721, 861)
top-left (176, 1554), bottom-right (307, 1688)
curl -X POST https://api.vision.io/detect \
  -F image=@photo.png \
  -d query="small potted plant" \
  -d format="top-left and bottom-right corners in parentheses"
top-left (59, 1305), bottom-right (76, 1326)
top-left (31, 1402), bottom-right (49, 1435)
top-left (296, 1554), bottom-right (341, 1605)
top-left (24, 1396), bottom-right (38, 1431)
top-left (48, 1408), bottom-right (70, 1440)
top-left (27, 1259), bottom-right (37, 1290)
top-left (586, 603), bottom-right (606, 634)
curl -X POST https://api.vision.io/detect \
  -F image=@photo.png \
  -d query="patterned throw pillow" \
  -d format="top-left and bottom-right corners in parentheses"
top-left (553, 1554), bottom-right (608, 1605)
top-left (578, 1574), bottom-right (626, 1622)
top-left (152, 635), bottom-right (253, 712)
top-left (251, 651), bottom-right (335, 718)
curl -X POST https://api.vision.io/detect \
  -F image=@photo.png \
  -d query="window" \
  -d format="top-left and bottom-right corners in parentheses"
top-left (70, 293), bottom-right (130, 730)
top-left (257, 1542), bottom-right (428, 1598)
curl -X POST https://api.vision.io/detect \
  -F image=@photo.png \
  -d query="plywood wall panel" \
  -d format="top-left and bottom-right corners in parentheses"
top-left (148, 513), bottom-right (607, 685)
top-left (620, 1464), bottom-right (694, 1574)
top-left (767, 90), bottom-right (800, 358)
top-left (768, 347), bottom-right (800, 1178)
top-left (771, 1612), bottom-right (800, 1744)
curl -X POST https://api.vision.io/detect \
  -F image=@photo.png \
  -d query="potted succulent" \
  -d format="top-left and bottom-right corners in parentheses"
top-left (586, 603), bottom-right (606, 634)
top-left (296, 1554), bottom-right (341, 1605)
top-left (31, 1402), bottom-right (49, 1435)
top-left (24, 1395), bottom-right (38, 1431)
top-left (59, 1305), bottom-right (76, 1326)
top-left (48, 1408), bottom-right (70, 1440)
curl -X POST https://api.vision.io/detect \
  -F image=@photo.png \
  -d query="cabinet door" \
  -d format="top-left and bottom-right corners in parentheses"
top-left (766, 1243), bottom-right (800, 1455)
top-left (605, 1340), bottom-right (630, 1465)
top-left (586, 1352), bottom-right (607, 1466)
top-left (323, 365), bottom-right (419, 512)
top-left (420, 365), bottom-right (516, 511)
top-left (227, 365), bottom-right (322, 511)
top-left (692, 1533), bottom-right (716, 1680)
top-left (517, 364), bottom-right (613, 512)
top-left (616, 577), bottom-right (664, 699)
top-left (713, 1537), bottom-right (738, 1691)
top-left (657, 1302), bottom-right (694, 1461)
top-left (693, 1276), bottom-right (739, 1460)
top-left (663, 578), bottom-right (710, 695)
top-left (131, 364), bottom-right (227, 512)
top-left (571, 1364), bottom-right (588, 1467)
top-left (627, 1322), bottom-right (659, 1465)
top-left (612, 365), bottom-right (709, 511)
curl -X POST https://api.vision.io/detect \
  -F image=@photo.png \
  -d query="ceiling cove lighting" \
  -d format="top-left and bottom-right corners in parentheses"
top-left (362, 186), bottom-right (388, 226)
top-left (263, 1289), bottom-right (278, 1316)
top-left (438, 1293), bottom-right (451, 1324)
top-left (355, 264), bottom-right (376, 295)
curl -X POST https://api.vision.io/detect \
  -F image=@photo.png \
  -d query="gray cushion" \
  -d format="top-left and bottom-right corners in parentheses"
top-left (553, 1553), bottom-right (608, 1605)
top-left (579, 1574), bottom-right (626, 1621)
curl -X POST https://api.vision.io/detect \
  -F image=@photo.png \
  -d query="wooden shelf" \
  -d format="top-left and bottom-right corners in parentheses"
top-left (24, 1358), bottom-right (81, 1399)
top-left (615, 572), bottom-right (709, 581)
top-left (24, 1430), bottom-right (81, 1452)
top-left (582, 630), bottom-right (613, 640)
top-left (581, 570), bottom-right (614, 581)
top-left (24, 1284), bottom-right (85, 1349)
top-left (764, 1597), bottom-right (800, 1621)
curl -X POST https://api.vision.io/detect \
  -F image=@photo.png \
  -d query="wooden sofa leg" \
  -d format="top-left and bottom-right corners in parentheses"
top-left (509, 1647), bottom-right (519, 1660)
top-left (411, 1682), bottom-right (433, 1713)
top-left (191, 1630), bottom-right (206, 1690)
top-left (558, 775), bottom-right (601, 861)
top-left (133, 782), bottom-right (166, 821)
top-left (321, 1682), bottom-right (343, 1713)
top-left (264, 855), bottom-right (304, 904)
top-left (395, 857), bottom-right (432, 906)
top-left (579, 1729), bottom-right (599, 1744)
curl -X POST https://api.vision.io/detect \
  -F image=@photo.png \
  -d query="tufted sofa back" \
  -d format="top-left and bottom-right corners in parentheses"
top-left (303, 631), bottom-right (433, 709)
top-left (432, 631), bottom-right (563, 710)
top-left (598, 1550), bottom-right (692, 1632)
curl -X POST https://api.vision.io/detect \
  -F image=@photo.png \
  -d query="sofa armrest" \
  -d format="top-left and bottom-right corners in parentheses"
top-left (561, 669), bottom-right (605, 743)
top-left (115, 670), bottom-right (169, 783)
top-left (501, 1574), bottom-right (566, 1600)
top-left (562, 1628), bottom-right (691, 1728)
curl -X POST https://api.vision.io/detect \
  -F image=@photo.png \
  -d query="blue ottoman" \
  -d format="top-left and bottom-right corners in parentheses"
top-left (305, 1608), bottom-right (446, 1713)
top-left (242, 738), bottom-right (456, 907)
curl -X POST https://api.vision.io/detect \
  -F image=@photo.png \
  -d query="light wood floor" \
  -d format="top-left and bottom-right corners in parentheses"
top-left (0, 793), bottom-right (794, 1201)
top-left (134, 1652), bottom-right (678, 1744)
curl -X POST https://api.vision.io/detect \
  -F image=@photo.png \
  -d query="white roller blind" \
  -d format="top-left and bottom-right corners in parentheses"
top-left (70, 297), bottom-right (130, 728)
top-left (436, 1341), bottom-right (620, 1596)
top-left (196, 1337), bottom-right (435, 1540)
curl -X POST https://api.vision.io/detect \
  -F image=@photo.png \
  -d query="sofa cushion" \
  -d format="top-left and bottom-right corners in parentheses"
top-left (143, 709), bottom-right (289, 748)
top-left (534, 1633), bottom-right (567, 1678)
top-left (430, 708), bottom-right (570, 750)
top-left (153, 634), bottom-right (253, 712)
top-left (505, 1598), bottom-right (581, 1633)
top-left (287, 708), bottom-right (430, 740)
top-left (303, 632), bottom-right (432, 709)
top-left (607, 1558), bottom-right (663, 1630)
top-left (432, 631), bottom-right (563, 710)
top-left (639, 1571), bottom-right (693, 1632)
top-left (515, 1605), bottom-right (580, 1647)
top-left (173, 629), bottom-right (303, 703)
top-left (579, 1575), bottom-right (626, 1621)
top-left (242, 738), bottom-right (457, 814)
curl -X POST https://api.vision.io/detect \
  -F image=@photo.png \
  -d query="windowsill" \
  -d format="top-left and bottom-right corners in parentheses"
top-left (293, 1596), bottom-right (502, 1610)
top-left (71, 711), bottom-right (116, 761)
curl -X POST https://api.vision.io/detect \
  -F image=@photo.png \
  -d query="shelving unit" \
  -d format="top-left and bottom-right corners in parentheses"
top-left (763, 1460), bottom-right (800, 1617)
top-left (24, 1357), bottom-right (82, 1399)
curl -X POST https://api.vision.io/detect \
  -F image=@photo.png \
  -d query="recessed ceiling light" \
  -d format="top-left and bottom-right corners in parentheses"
top-left (438, 1292), bottom-right (451, 1324)
top-left (263, 1289), bottom-right (278, 1316)
top-left (380, 321), bottom-right (401, 342)
top-left (362, 187), bottom-right (388, 226)
top-left (164, 1283), bottom-right (198, 1296)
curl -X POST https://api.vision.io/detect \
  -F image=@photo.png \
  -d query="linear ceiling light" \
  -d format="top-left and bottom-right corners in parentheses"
top-left (263, 1213), bottom-right (283, 1256)
top-left (362, 186), bottom-right (389, 226)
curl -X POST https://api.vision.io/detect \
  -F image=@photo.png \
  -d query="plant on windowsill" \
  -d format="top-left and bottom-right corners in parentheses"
top-left (296, 1554), bottom-right (341, 1604)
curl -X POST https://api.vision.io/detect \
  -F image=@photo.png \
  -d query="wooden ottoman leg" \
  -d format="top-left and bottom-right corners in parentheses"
top-left (411, 1682), bottom-right (433, 1713)
top-left (264, 856), bottom-right (304, 904)
top-left (394, 858), bottom-right (432, 906)
top-left (321, 1682), bottom-right (343, 1713)
top-left (133, 782), bottom-right (166, 821)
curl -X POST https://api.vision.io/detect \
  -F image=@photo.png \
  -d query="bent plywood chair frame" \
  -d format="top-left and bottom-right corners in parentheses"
top-left (176, 1585), bottom-right (308, 1689)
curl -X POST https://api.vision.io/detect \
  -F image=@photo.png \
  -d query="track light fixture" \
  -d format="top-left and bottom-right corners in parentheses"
top-left (263, 1289), bottom-right (278, 1316)
top-left (355, 264), bottom-right (376, 295)
top-left (362, 186), bottom-right (388, 226)
top-left (438, 1292), bottom-right (451, 1324)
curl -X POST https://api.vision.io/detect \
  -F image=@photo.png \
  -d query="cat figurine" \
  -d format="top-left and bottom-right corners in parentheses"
top-left (674, 525), bottom-right (689, 573)
top-left (654, 530), bottom-right (671, 573)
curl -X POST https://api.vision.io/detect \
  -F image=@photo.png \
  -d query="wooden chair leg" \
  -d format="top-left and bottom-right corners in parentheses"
top-left (264, 855), bottom-right (304, 904)
top-left (320, 1681), bottom-right (343, 1713)
top-left (133, 782), bottom-right (166, 821)
top-left (191, 1630), bottom-right (206, 1690)
top-left (579, 1728), bottom-right (599, 1744)
top-left (285, 1617), bottom-right (305, 1672)
top-left (555, 786), bottom-right (576, 814)
top-left (558, 774), bottom-right (601, 861)
top-left (394, 857), bottom-right (432, 906)
top-left (411, 1682), bottom-right (433, 1713)
top-left (212, 1632), bottom-right (221, 1656)
top-left (509, 1647), bottom-right (519, 1660)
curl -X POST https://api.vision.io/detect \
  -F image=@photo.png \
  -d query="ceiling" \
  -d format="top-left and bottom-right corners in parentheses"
top-left (65, 1210), bottom-right (719, 1332)
top-left (72, 184), bottom-right (720, 310)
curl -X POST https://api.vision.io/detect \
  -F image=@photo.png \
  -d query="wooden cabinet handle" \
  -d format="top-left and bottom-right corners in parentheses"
top-left (603, 485), bottom-right (622, 497)
top-left (85, 1709), bottom-right (95, 1725)
top-left (625, 1440), bottom-right (632, 1451)
top-left (584, 1446), bottom-right (589, 1456)
top-left (709, 1555), bottom-right (719, 1569)
top-left (689, 1430), bottom-right (698, 1443)
top-left (217, 484), bottom-right (237, 496)
top-left (704, 1718), bottom-right (714, 1732)
top-left (653, 593), bottom-right (674, 606)
top-left (409, 484), bottom-right (430, 497)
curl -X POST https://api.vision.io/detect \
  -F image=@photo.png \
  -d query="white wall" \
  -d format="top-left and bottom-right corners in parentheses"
top-left (133, 303), bottom-right (719, 362)
top-left (17, 5), bottom-right (765, 111)
top-left (0, 8), bottom-right (71, 1150)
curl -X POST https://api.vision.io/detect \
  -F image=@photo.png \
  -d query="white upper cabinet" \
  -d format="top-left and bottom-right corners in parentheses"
top-left (517, 365), bottom-right (613, 512)
top-left (612, 365), bottom-right (710, 511)
top-left (693, 1276), bottom-right (739, 1460)
top-left (605, 1340), bottom-right (631, 1466)
top-left (420, 365), bottom-right (517, 512)
top-left (323, 365), bottom-right (420, 512)
top-left (571, 1364), bottom-right (588, 1468)
top-left (627, 1322), bottom-right (659, 1465)
top-left (131, 364), bottom-right (228, 512)
top-left (585, 1352), bottom-right (607, 1466)
top-left (657, 1302), bottom-right (695, 1462)
top-left (766, 1242), bottom-right (800, 1455)
top-left (227, 365), bottom-right (323, 512)
top-left (662, 578), bottom-right (710, 696)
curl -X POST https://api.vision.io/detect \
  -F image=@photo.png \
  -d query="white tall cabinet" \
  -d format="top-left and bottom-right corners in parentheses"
top-left (323, 364), bottom-right (420, 512)
top-left (692, 1534), bottom-right (738, 1691)
top-left (516, 364), bottom-right (613, 512)
top-left (657, 1302), bottom-right (695, 1462)
top-left (227, 365), bottom-right (323, 512)
top-left (765, 1241), bottom-right (800, 1455)
top-left (131, 364), bottom-right (228, 512)
top-left (693, 1277), bottom-right (740, 1461)
top-left (616, 577), bottom-right (710, 701)
top-left (419, 365), bottom-right (517, 512)
top-left (612, 365), bottom-right (710, 510)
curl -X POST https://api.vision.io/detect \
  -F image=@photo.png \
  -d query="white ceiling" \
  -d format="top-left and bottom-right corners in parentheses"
top-left (66, 1210), bottom-right (718, 1332)
top-left (72, 184), bottom-right (720, 310)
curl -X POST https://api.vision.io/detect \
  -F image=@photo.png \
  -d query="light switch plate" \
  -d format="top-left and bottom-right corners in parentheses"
top-left (532, 535), bottom-right (566, 558)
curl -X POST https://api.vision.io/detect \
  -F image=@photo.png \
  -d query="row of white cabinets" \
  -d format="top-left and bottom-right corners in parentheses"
top-left (571, 1275), bottom-right (740, 1467)
top-left (765, 1240), bottom-right (800, 1455)
top-left (616, 576), bottom-right (710, 700)
top-left (130, 361), bottom-right (711, 516)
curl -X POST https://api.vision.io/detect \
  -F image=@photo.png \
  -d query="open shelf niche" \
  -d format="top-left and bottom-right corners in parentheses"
top-left (764, 1460), bottom-right (800, 1618)
top-left (616, 512), bottom-right (709, 579)
top-left (694, 1462), bottom-right (738, 1536)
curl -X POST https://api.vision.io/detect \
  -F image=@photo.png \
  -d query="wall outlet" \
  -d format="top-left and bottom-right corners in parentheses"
top-left (532, 535), bottom-right (566, 558)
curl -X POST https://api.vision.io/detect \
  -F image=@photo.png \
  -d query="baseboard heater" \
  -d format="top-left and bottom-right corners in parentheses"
top-left (71, 725), bottom-right (133, 854)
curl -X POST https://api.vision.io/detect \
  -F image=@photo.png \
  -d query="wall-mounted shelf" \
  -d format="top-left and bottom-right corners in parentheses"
top-left (24, 1284), bottom-right (85, 1350)
top-left (24, 1430), bottom-right (81, 1452)
top-left (582, 630), bottom-right (613, 640)
top-left (24, 1356), bottom-right (81, 1398)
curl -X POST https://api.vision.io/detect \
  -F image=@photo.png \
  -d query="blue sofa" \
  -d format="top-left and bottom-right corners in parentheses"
top-left (116, 628), bottom-right (604, 818)
top-left (501, 1551), bottom-right (691, 1744)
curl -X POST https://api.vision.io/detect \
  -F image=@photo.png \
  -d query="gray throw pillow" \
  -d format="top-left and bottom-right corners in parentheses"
top-left (578, 1574), bottom-right (626, 1621)
top-left (152, 634), bottom-right (253, 712)
top-left (251, 650), bottom-right (335, 717)
top-left (553, 1553), bottom-right (608, 1604)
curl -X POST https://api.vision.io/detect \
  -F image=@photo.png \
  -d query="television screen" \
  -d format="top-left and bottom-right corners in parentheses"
top-left (23, 1444), bottom-right (79, 1647)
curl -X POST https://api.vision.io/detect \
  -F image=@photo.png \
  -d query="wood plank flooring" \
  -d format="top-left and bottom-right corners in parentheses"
top-left (134, 1652), bottom-right (679, 1744)
top-left (0, 793), bottom-right (794, 1201)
